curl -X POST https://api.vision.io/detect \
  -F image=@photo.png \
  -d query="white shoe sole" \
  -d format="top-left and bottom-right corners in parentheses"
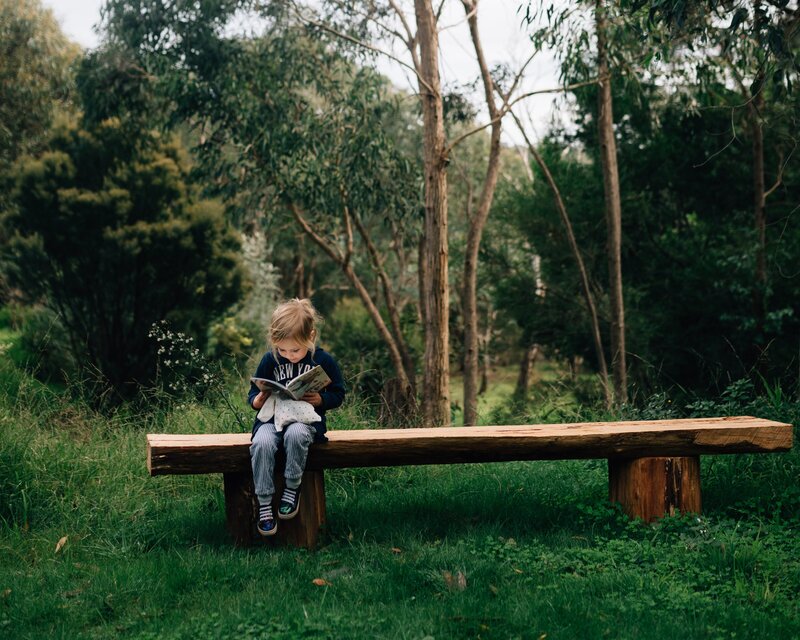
top-left (278, 497), bottom-right (300, 520)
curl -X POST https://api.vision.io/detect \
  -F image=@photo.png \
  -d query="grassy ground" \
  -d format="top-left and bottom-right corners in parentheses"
top-left (1, 334), bottom-right (799, 639)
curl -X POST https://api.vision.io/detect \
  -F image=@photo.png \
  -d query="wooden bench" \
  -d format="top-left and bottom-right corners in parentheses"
top-left (146, 416), bottom-right (792, 548)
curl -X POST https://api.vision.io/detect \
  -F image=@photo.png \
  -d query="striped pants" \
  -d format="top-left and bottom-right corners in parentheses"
top-left (250, 422), bottom-right (316, 505)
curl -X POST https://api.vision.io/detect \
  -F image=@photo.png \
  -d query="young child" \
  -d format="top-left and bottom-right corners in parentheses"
top-left (248, 298), bottom-right (345, 537)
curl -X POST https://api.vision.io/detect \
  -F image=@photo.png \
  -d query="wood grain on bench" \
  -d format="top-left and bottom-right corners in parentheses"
top-left (147, 416), bottom-right (792, 476)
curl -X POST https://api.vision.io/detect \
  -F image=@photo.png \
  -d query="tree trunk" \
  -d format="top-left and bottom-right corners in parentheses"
top-left (749, 75), bottom-right (767, 368)
top-left (511, 111), bottom-right (612, 408)
top-left (595, 0), bottom-right (627, 405)
top-left (415, 0), bottom-right (450, 426)
top-left (515, 343), bottom-right (539, 397)
top-left (477, 306), bottom-right (495, 396)
top-left (461, 0), bottom-right (503, 426)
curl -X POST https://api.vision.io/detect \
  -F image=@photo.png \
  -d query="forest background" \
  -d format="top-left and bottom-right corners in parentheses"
top-left (1, 1), bottom-right (799, 638)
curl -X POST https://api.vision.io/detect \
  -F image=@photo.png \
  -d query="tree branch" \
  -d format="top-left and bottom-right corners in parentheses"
top-left (504, 77), bottom-right (601, 112)
top-left (765, 148), bottom-right (793, 199)
top-left (443, 77), bottom-right (600, 156)
top-left (501, 51), bottom-right (538, 104)
top-left (287, 201), bottom-right (345, 265)
top-left (387, 0), bottom-right (416, 46)
top-left (291, 3), bottom-right (433, 94)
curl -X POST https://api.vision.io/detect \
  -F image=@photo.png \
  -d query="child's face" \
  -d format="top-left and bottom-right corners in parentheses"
top-left (274, 338), bottom-right (309, 363)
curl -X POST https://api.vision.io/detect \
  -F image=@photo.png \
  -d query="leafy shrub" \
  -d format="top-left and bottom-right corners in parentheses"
top-left (149, 320), bottom-right (219, 401)
top-left (208, 316), bottom-right (256, 372)
top-left (324, 297), bottom-right (393, 398)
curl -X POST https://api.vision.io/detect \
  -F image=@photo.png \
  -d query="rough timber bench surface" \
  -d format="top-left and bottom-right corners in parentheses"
top-left (146, 416), bottom-right (792, 548)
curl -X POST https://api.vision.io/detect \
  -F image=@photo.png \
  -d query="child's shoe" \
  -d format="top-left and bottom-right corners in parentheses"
top-left (278, 485), bottom-right (301, 520)
top-left (257, 504), bottom-right (277, 537)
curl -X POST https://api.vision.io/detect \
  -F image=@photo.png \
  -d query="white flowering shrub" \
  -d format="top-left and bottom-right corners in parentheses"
top-left (148, 320), bottom-right (219, 400)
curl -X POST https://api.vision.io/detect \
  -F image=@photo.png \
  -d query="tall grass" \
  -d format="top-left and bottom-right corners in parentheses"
top-left (1, 353), bottom-right (798, 639)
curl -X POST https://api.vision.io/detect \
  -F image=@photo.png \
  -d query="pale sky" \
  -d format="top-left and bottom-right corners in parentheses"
top-left (42, 0), bottom-right (563, 144)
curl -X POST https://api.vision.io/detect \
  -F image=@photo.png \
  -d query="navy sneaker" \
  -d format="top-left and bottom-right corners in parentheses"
top-left (257, 505), bottom-right (277, 537)
top-left (278, 485), bottom-right (301, 520)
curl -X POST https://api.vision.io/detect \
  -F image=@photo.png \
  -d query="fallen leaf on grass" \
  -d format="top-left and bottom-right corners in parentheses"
top-left (312, 578), bottom-right (331, 587)
top-left (442, 571), bottom-right (467, 591)
top-left (391, 547), bottom-right (402, 554)
top-left (55, 536), bottom-right (68, 554)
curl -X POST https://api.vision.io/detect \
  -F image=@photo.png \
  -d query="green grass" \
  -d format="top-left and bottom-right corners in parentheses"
top-left (1, 357), bottom-right (798, 639)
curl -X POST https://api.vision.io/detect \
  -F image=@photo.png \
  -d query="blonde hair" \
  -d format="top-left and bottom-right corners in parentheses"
top-left (269, 298), bottom-right (321, 358)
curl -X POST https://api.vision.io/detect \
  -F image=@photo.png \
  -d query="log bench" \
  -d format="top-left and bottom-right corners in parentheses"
top-left (146, 416), bottom-right (792, 548)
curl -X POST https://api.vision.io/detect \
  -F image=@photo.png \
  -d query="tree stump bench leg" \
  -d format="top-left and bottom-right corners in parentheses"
top-left (272, 469), bottom-right (326, 548)
top-left (222, 469), bottom-right (326, 548)
top-left (608, 456), bottom-right (701, 521)
top-left (223, 471), bottom-right (256, 546)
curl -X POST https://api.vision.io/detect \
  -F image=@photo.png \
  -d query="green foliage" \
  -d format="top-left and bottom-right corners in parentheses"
top-left (637, 0), bottom-right (799, 93)
top-left (0, 0), bottom-right (79, 169)
top-left (324, 297), bottom-right (396, 398)
top-left (208, 316), bottom-right (256, 372)
top-left (2, 119), bottom-right (246, 400)
top-left (488, 88), bottom-right (800, 394)
top-left (76, 46), bottom-right (158, 127)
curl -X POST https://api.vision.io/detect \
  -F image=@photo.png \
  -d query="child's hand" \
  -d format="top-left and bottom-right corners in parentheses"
top-left (302, 392), bottom-right (322, 407)
top-left (252, 391), bottom-right (270, 409)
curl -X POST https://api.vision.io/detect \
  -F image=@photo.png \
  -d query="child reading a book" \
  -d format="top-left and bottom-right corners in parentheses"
top-left (248, 298), bottom-right (345, 537)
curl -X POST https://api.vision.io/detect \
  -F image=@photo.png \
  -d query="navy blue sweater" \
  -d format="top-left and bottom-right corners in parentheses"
top-left (248, 348), bottom-right (345, 442)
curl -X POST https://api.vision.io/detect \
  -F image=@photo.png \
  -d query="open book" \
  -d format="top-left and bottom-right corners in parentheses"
top-left (251, 365), bottom-right (332, 401)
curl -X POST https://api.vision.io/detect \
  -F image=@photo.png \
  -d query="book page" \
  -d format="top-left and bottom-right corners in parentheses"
top-left (287, 365), bottom-right (331, 398)
top-left (250, 377), bottom-right (292, 396)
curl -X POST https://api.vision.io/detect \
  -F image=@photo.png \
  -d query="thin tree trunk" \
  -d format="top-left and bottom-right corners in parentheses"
top-left (461, 0), bottom-right (503, 426)
top-left (478, 306), bottom-right (495, 395)
top-left (595, 0), bottom-right (627, 405)
top-left (510, 111), bottom-right (612, 409)
top-left (515, 343), bottom-right (540, 397)
top-left (750, 75), bottom-right (767, 366)
top-left (415, 0), bottom-right (450, 426)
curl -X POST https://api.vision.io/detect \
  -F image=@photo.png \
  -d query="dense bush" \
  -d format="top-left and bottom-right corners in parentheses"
top-left (324, 297), bottom-right (396, 399)
top-left (2, 119), bottom-right (246, 400)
